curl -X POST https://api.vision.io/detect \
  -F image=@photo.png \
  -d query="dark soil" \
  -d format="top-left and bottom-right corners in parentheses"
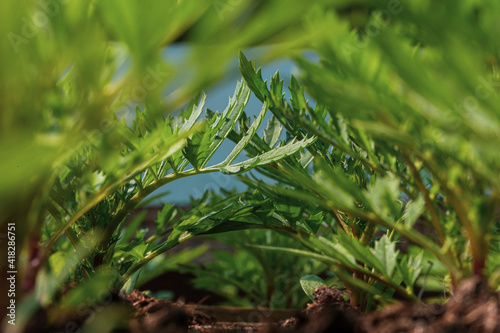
top-left (363, 276), bottom-right (500, 333)
top-left (277, 286), bottom-right (363, 333)
top-left (122, 289), bottom-right (214, 333)
top-left (279, 276), bottom-right (500, 333)
top-left (17, 276), bottom-right (500, 332)
top-left (115, 276), bottom-right (500, 332)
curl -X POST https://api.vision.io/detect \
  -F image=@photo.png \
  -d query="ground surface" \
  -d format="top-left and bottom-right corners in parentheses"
top-left (20, 276), bottom-right (500, 332)
top-left (121, 276), bottom-right (500, 333)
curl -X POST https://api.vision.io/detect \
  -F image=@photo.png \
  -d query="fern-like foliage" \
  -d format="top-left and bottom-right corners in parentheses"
top-left (43, 80), bottom-right (315, 290)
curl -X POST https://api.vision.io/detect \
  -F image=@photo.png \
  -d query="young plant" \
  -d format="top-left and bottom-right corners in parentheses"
top-left (215, 0), bottom-right (500, 310)
top-left (1, 0), bottom-right (324, 295)
top-left (12, 79), bottom-right (315, 333)
top-left (289, 0), bottom-right (500, 285)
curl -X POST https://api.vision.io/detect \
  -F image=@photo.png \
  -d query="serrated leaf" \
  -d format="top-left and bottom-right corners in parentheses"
top-left (238, 51), bottom-right (271, 102)
top-left (289, 75), bottom-right (308, 111)
top-left (180, 93), bottom-right (206, 132)
top-left (403, 196), bottom-right (425, 228)
top-left (270, 70), bottom-right (285, 105)
top-left (117, 240), bottom-right (148, 260)
top-left (205, 81), bottom-right (251, 162)
top-left (364, 175), bottom-right (401, 219)
top-left (300, 275), bottom-right (326, 301)
top-left (155, 203), bottom-right (176, 233)
top-left (398, 252), bottom-right (423, 289)
top-left (183, 128), bottom-right (212, 170)
top-left (263, 116), bottom-right (282, 148)
top-left (337, 232), bottom-right (387, 275)
top-left (218, 136), bottom-right (316, 175)
top-left (217, 101), bottom-right (268, 167)
top-left (373, 235), bottom-right (398, 277)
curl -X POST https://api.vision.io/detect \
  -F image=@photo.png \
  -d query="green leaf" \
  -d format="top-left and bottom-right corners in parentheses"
top-left (238, 51), bottom-right (271, 103)
top-left (184, 128), bottom-right (212, 169)
top-left (364, 175), bottom-right (401, 219)
top-left (311, 237), bottom-right (357, 268)
top-left (205, 81), bottom-right (251, 162)
top-left (311, 161), bottom-right (365, 210)
top-left (155, 203), bottom-right (177, 234)
top-left (166, 204), bottom-right (241, 244)
top-left (117, 240), bottom-right (148, 260)
top-left (398, 252), bottom-right (424, 289)
top-left (218, 136), bottom-right (316, 175)
top-left (263, 116), bottom-right (282, 148)
top-left (300, 275), bottom-right (326, 301)
top-left (403, 196), bottom-right (425, 228)
top-left (180, 93), bottom-right (206, 132)
top-left (122, 269), bottom-right (142, 294)
top-left (373, 235), bottom-right (398, 277)
top-left (270, 70), bottom-right (285, 105)
top-left (215, 101), bottom-right (268, 168)
top-left (337, 232), bottom-right (387, 275)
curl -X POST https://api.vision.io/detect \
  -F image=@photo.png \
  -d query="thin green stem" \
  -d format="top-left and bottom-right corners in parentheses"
top-left (360, 222), bottom-right (375, 246)
top-left (145, 226), bottom-right (174, 243)
top-left (37, 166), bottom-right (217, 281)
top-left (402, 152), bottom-right (446, 245)
top-left (420, 155), bottom-right (477, 280)
top-left (121, 239), bottom-right (182, 284)
top-left (101, 168), bottom-right (215, 246)
top-left (333, 210), bottom-right (353, 237)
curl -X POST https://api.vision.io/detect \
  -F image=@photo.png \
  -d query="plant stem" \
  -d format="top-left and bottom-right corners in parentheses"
top-left (402, 152), bottom-right (446, 245)
top-left (101, 168), bottom-right (216, 248)
top-left (420, 155), bottom-right (479, 280)
top-left (360, 222), bottom-right (375, 246)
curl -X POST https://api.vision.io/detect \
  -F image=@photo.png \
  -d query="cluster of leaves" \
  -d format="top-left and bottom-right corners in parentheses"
top-left (197, 0), bottom-right (500, 310)
top-left (8, 79), bottom-right (315, 333)
top-left (4, 1), bottom-right (500, 331)
top-left (180, 226), bottom-right (328, 309)
top-left (43, 80), bottom-right (313, 288)
top-left (4, 1), bottom-right (389, 330)
top-left (0, 0), bottom-right (325, 307)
